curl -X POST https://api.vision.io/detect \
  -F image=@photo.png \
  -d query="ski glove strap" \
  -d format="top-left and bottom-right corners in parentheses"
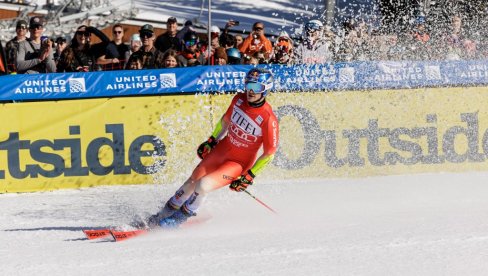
top-left (229, 171), bottom-right (254, 192)
top-left (197, 136), bottom-right (218, 159)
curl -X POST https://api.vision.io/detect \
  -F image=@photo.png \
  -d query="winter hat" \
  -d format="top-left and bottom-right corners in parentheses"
top-left (131, 33), bottom-right (141, 42)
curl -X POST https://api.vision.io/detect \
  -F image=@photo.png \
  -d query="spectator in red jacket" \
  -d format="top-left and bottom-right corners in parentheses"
top-left (238, 22), bottom-right (272, 59)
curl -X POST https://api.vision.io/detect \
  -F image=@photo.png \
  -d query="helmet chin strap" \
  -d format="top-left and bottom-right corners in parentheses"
top-left (248, 94), bottom-right (266, 107)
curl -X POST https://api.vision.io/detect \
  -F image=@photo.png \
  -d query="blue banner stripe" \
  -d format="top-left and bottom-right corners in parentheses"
top-left (2, 61), bottom-right (488, 102)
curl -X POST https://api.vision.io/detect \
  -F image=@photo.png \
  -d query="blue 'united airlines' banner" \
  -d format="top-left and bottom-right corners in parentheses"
top-left (1, 60), bottom-right (488, 101)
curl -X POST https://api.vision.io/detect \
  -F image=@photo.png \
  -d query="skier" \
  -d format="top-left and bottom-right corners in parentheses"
top-left (149, 67), bottom-right (279, 228)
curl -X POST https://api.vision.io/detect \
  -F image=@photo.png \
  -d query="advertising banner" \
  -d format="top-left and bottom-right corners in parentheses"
top-left (2, 60), bottom-right (488, 102)
top-left (3, 86), bottom-right (488, 192)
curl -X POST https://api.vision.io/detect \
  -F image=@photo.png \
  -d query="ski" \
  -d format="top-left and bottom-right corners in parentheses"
top-left (83, 229), bottom-right (112, 240)
top-left (83, 214), bottom-right (212, 242)
top-left (110, 229), bottom-right (148, 241)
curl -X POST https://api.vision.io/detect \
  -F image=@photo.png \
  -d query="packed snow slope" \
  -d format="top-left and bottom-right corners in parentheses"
top-left (2, 172), bottom-right (488, 275)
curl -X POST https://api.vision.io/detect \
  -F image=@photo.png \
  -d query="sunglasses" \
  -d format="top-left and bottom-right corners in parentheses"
top-left (76, 31), bottom-right (91, 37)
top-left (140, 32), bottom-right (153, 38)
top-left (253, 27), bottom-right (264, 31)
top-left (185, 40), bottom-right (198, 47)
top-left (113, 30), bottom-right (123, 34)
top-left (17, 26), bottom-right (27, 30)
top-left (29, 25), bottom-right (43, 30)
top-left (245, 82), bottom-right (266, 94)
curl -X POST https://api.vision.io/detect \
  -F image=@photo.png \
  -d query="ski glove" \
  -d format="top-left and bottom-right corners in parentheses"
top-left (197, 136), bottom-right (218, 159)
top-left (229, 171), bottom-right (254, 192)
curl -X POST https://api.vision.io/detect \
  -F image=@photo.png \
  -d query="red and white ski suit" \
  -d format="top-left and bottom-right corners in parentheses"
top-left (169, 93), bottom-right (279, 212)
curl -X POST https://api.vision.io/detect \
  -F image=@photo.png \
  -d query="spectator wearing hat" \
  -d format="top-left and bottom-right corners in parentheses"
top-left (155, 17), bottom-right (183, 54)
top-left (57, 25), bottom-right (97, 72)
top-left (5, 19), bottom-right (28, 73)
top-left (129, 24), bottom-right (164, 69)
top-left (177, 31), bottom-right (206, 67)
top-left (270, 31), bottom-right (293, 64)
top-left (54, 37), bottom-right (67, 64)
top-left (16, 16), bottom-right (56, 74)
top-left (213, 47), bottom-right (227, 65)
top-left (129, 34), bottom-right (142, 54)
top-left (176, 20), bottom-right (195, 42)
top-left (97, 24), bottom-right (130, 70)
top-left (238, 22), bottom-right (272, 59)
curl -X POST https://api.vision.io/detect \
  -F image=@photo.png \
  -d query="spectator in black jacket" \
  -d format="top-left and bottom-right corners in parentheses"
top-left (129, 24), bottom-right (165, 69)
top-left (155, 17), bottom-right (183, 53)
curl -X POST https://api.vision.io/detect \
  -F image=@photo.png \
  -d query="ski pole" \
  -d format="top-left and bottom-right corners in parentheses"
top-left (244, 190), bottom-right (278, 215)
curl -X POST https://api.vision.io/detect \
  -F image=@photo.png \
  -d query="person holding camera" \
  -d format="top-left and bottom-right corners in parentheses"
top-left (16, 16), bottom-right (56, 74)
top-left (238, 22), bottom-right (272, 61)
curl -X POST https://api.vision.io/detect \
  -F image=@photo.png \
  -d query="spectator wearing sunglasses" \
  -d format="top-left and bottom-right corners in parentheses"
top-left (54, 37), bottom-right (67, 65)
top-left (238, 22), bottom-right (272, 60)
top-left (155, 17), bottom-right (183, 54)
top-left (57, 25), bottom-right (98, 72)
top-left (97, 24), bottom-right (130, 70)
top-left (128, 24), bottom-right (165, 69)
top-left (16, 16), bottom-right (56, 74)
top-left (177, 32), bottom-right (206, 67)
top-left (5, 19), bottom-right (28, 73)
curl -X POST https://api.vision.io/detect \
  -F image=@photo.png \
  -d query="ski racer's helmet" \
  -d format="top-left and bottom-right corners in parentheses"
top-left (244, 68), bottom-right (274, 97)
top-left (226, 48), bottom-right (242, 64)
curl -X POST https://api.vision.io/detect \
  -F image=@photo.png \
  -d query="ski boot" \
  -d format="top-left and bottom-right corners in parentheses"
top-left (146, 201), bottom-right (180, 228)
top-left (159, 205), bottom-right (196, 228)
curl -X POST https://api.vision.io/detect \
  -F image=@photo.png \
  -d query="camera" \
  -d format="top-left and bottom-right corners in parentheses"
top-left (233, 21), bottom-right (240, 26)
top-left (41, 36), bottom-right (49, 43)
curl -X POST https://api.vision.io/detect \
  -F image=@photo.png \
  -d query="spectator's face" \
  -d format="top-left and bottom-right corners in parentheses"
top-left (211, 36), bottom-right (220, 48)
top-left (131, 40), bottom-right (142, 52)
top-left (129, 60), bottom-right (142, 70)
top-left (216, 57), bottom-right (227, 65)
top-left (113, 27), bottom-right (124, 41)
top-left (164, 56), bottom-right (177, 68)
top-left (16, 25), bottom-right (27, 38)
top-left (235, 35), bottom-right (243, 47)
top-left (167, 22), bottom-right (178, 35)
top-left (75, 28), bottom-right (90, 45)
top-left (29, 25), bottom-right (43, 39)
top-left (253, 24), bottom-right (264, 36)
top-left (56, 41), bottom-right (67, 52)
top-left (140, 32), bottom-right (154, 48)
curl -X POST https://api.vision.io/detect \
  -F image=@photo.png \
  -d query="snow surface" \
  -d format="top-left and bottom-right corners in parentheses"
top-left (2, 172), bottom-right (488, 275)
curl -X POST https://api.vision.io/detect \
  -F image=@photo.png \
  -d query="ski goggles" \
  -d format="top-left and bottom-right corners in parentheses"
top-left (185, 39), bottom-right (198, 47)
top-left (245, 82), bottom-right (266, 94)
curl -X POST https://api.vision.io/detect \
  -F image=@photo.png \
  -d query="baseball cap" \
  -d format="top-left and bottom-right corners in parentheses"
top-left (167, 17), bottom-right (177, 24)
top-left (55, 37), bottom-right (67, 44)
top-left (139, 24), bottom-right (154, 33)
top-left (29, 16), bottom-right (43, 28)
top-left (16, 20), bottom-right (28, 29)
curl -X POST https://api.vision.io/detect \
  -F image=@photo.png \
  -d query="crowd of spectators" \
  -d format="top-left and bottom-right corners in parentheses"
top-left (1, 13), bottom-right (487, 74)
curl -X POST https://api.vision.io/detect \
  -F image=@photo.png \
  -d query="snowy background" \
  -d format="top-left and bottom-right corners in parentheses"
top-left (2, 172), bottom-right (488, 275)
